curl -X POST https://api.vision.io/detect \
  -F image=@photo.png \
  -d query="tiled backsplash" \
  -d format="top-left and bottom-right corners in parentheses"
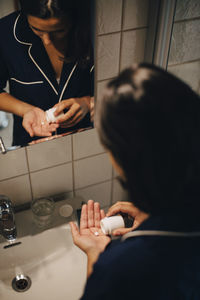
top-left (167, 0), bottom-right (200, 94)
top-left (0, 0), bottom-right (146, 208)
top-left (0, 129), bottom-right (127, 208)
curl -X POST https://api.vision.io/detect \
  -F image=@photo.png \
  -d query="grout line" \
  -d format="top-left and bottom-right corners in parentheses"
top-left (97, 26), bottom-right (148, 38)
top-left (74, 179), bottom-right (112, 192)
top-left (174, 16), bottom-right (200, 24)
top-left (168, 59), bottom-right (200, 68)
top-left (118, 0), bottom-right (125, 73)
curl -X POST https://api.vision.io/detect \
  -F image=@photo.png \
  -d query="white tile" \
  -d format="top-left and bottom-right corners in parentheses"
top-left (96, 79), bottom-right (110, 101)
top-left (112, 178), bottom-right (129, 204)
top-left (30, 163), bottom-right (73, 199)
top-left (175, 0), bottom-right (200, 21)
top-left (120, 29), bottom-right (147, 70)
top-left (123, 0), bottom-right (149, 30)
top-left (27, 135), bottom-right (72, 172)
top-left (96, 0), bottom-right (123, 34)
top-left (97, 33), bottom-right (121, 81)
top-left (0, 147), bottom-right (28, 181)
top-left (168, 19), bottom-right (200, 65)
top-left (168, 61), bottom-right (200, 94)
top-left (73, 128), bottom-right (105, 160)
top-left (0, 175), bottom-right (32, 206)
top-left (75, 181), bottom-right (112, 208)
top-left (74, 153), bottom-right (112, 189)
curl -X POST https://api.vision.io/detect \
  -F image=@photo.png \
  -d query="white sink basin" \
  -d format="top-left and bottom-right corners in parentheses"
top-left (0, 198), bottom-right (87, 300)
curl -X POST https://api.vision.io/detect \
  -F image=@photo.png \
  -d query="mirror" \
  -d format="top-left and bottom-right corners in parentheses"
top-left (0, 0), bottom-right (94, 149)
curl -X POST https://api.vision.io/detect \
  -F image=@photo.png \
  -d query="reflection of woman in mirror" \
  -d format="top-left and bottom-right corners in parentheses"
top-left (0, 0), bottom-right (93, 146)
top-left (70, 63), bottom-right (200, 299)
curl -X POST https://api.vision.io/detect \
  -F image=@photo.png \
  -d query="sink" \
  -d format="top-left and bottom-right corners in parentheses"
top-left (0, 197), bottom-right (87, 300)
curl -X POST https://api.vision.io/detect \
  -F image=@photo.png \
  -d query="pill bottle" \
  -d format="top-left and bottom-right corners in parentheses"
top-left (100, 214), bottom-right (134, 235)
top-left (45, 107), bottom-right (64, 123)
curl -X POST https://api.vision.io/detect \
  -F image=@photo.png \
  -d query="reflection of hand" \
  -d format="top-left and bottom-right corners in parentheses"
top-left (106, 201), bottom-right (150, 236)
top-left (54, 96), bottom-right (91, 128)
top-left (23, 107), bottom-right (59, 137)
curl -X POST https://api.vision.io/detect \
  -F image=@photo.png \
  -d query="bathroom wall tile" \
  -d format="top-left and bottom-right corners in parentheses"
top-left (123, 0), bottom-right (149, 30)
top-left (75, 180), bottom-right (112, 208)
top-left (0, 0), bottom-right (15, 18)
top-left (96, 79), bottom-right (110, 101)
top-left (0, 147), bottom-right (28, 181)
top-left (168, 60), bottom-right (200, 94)
top-left (27, 136), bottom-right (72, 172)
top-left (97, 33), bottom-right (121, 81)
top-left (30, 163), bottom-right (73, 199)
top-left (112, 178), bottom-right (129, 204)
top-left (175, 0), bottom-right (200, 21)
top-left (120, 29), bottom-right (147, 70)
top-left (168, 19), bottom-right (200, 65)
top-left (73, 128), bottom-right (105, 160)
top-left (0, 175), bottom-right (32, 206)
top-left (96, 0), bottom-right (123, 34)
top-left (74, 153), bottom-right (112, 189)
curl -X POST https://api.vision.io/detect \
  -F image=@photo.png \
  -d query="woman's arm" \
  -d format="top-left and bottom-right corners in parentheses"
top-left (0, 92), bottom-right (59, 137)
top-left (0, 92), bottom-right (34, 116)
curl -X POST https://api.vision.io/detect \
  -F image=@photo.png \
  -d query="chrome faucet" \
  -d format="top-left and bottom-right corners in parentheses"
top-left (0, 137), bottom-right (6, 154)
top-left (0, 195), bottom-right (17, 241)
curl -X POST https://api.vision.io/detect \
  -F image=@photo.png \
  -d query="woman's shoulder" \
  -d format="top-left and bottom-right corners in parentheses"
top-left (0, 11), bottom-right (20, 28)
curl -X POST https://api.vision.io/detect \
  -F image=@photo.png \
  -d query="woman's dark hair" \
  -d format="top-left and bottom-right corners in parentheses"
top-left (97, 63), bottom-right (200, 215)
top-left (19, 0), bottom-right (93, 67)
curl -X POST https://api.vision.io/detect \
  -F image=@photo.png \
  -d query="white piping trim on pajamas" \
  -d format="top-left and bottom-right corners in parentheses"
top-left (90, 65), bottom-right (94, 73)
top-left (13, 14), bottom-right (31, 46)
top-left (121, 230), bottom-right (200, 242)
top-left (28, 46), bottom-right (58, 95)
top-left (14, 14), bottom-right (58, 95)
top-left (10, 78), bottom-right (43, 85)
top-left (58, 62), bottom-right (77, 102)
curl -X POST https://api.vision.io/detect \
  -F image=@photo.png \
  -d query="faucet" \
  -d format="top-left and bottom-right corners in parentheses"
top-left (0, 137), bottom-right (6, 154)
top-left (0, 195), bottom-right (17, 241)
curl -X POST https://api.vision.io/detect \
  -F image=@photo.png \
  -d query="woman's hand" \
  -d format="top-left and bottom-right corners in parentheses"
top-left (54, 96), bottom-right (91, 128)
top-left (70, 200), bottom-right (110, 255)
top-left (70, 200), bottom-right (111, 277)
top-left (23, 107), bottom-right (59, 137)
top-left (106, 201), bottom-right (150, 236)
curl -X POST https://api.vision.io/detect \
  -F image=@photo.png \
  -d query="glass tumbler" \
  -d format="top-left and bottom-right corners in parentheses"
top-left (31, 197), bottom-right (55, 228)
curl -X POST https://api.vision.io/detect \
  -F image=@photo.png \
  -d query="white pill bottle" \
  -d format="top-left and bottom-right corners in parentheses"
top-left (100, 214), bottom-right (134, 235)
top-left (45, 107), bottom-right (64, 123)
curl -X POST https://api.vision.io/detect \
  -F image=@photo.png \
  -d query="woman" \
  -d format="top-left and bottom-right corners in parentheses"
top-left (0, 0), bottom-right (93, 146)
top-left (70, 63), bottom-right (200, 299)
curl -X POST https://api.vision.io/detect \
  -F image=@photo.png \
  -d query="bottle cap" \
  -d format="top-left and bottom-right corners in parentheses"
top-left (100, 216), bottom-right (125, 235)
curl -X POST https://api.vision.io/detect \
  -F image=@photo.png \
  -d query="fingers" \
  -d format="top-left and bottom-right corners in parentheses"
top-left (106, 201), bottom-right (137, 218)
top-left (80, 204), bottom-right (88, 230)
top-left (100, 209), bottom-right (106, 219)
top-left (23, 121), bottom-right (34, 137)
top-left (112, 227), bottom-right (133, 236)
top-left (59, 111), bottom-right (83, 128)
top-left (94, 202), bottom-right (101, 227)
top-left (70, 222), bottom-right (80, 245)
top-left (56, 103), bottom-right (80, 123)
top-left (54, 99), bottom-right (74, 115)
top-left (87, 199), bottom-right (94, 227)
